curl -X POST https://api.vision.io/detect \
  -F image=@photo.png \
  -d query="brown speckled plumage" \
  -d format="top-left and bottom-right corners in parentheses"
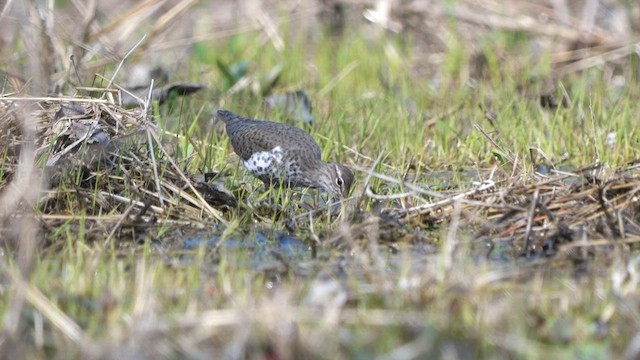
top-left (217, 109), bottom-right (354, 198)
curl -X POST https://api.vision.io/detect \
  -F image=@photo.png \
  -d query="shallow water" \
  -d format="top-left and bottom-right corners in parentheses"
top-left (180, 229), bottom-right (310, 267)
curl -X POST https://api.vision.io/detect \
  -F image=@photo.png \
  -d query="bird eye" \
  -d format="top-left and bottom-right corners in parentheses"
top-left (336, 177), bottom-right (343, 187)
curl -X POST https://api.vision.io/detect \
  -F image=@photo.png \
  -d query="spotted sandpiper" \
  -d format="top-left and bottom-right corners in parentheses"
top-left (217, 109), bottom-right (354, 198)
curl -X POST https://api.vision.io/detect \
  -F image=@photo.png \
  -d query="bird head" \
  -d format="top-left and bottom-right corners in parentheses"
top-left (320, 163), bottom-right (354, 199)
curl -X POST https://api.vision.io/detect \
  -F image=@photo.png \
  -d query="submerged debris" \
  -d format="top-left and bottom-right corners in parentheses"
top-left (192, 175), bottom-right (238, 209)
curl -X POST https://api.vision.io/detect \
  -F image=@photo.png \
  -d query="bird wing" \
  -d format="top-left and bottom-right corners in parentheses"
top-left (226, 119), bottom-right (322, 161)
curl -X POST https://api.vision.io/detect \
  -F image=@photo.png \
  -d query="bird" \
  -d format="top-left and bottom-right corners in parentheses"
top-left (216, 109), bottom-right (354, 198)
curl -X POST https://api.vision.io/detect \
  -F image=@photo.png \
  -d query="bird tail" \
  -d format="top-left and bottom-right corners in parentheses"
top-left (216, 109), bottom-right (241, 124)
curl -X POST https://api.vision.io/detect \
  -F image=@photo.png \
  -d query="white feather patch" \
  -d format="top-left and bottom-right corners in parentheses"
top-left (243, 146), bottom-right (284, 177)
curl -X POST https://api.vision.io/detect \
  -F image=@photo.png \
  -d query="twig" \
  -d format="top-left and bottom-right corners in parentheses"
top-left (146, 0), bottom-right (197, 43)
top-left (143, 79), bottom-right (165, 206)
top-left (256, 13), bottom-right (284, 52)
top-left (104, 201), bottom-right (136, 247)
top-left (102, 34), bottom-right (147, 97)
top-left (523, 187), bottom-right (540, 256)
top-left (351, 164), bottom-right (446, 199)
top-left (391, 180), bottom-right (496, 218)
top-left (100, 191), bottom-right (165, 214)
top-left (160, 179), bottom-right (215, 216)
top-left (356, 151), bottom-right (384, 209)
top-left (553, 41), bottom-right (640, 76)
top-left (474, 123), bottom-right (515, 165)
top-left (0, 96), bottom-right (108, 103)
top-left (147, 126), bottom-right (227, 223)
